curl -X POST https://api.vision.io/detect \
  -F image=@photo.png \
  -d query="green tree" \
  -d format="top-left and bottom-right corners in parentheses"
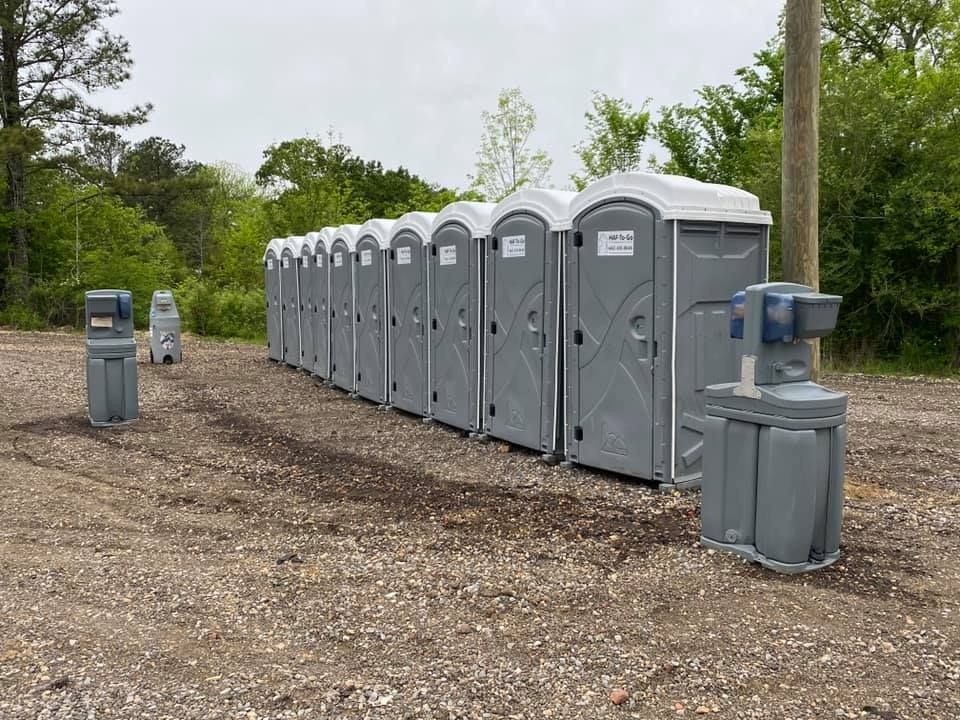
top-left (571, 92), bottom-right (651, 190)
top-left (0, 0), bottom-right (149, 302)
top-left (469, 88), bottom-right (552, 201)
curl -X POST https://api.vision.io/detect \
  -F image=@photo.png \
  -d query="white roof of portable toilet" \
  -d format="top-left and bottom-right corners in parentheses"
top-left (432, 201), bottom-right (496, 238)
top-left (357, 219), bottom-right (397, 250)
top-left (569, 172), bottom-right (773, 225)
top-left (262, 237), bottom-right (284, 261)
top-left (315, 226), bottom-right (337, 249)
top-left (389, 212), bottom-right (438, 245)
top-left (332, 224), bottom-right (361, 252)
top-left (490, 188), bottom-right (577, 232)
top-left (282, 236), bottom-right (306, 255)
top-left (303, 232), bottom-right (319, 253)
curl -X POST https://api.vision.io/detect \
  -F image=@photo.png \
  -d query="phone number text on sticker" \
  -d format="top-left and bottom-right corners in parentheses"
top-left (439, 245), bottom-right (457, 266)
top-left (396, 247), bottom-right (412, 265)
top-left (361, 249), bottom-right (373, 266)
top-left (334, 252), bottom-right (343, 267)
top-left (501, 235), bottom-right (526, 258)
top-left (597, 230), bottom-right (635, 256)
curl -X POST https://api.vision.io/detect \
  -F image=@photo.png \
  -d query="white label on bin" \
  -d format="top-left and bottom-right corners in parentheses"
top-left (597, 230), bottom-right (634, 256)
top-left (91, 315), bottom-right (113, 329)
top-left (439, 245), bottom-right (457, 266)
top-left (316, 255), bottom-right (323, 267)
top-left (334, 252), bottom-right (343, 267)
top-left (502, 235), bottom-right (526, 258)
top-left (282, 257), bottom-right (290, 268)
top-left (397, 247), bottom-right (412, 265)
top-left (361, 249), bottom-right (373, 266)
top-left (267, 259), bottom-right (274, 270)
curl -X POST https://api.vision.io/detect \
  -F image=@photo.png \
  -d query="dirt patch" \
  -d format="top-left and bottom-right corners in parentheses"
top-left (0, 331), bottom-right (958, 719)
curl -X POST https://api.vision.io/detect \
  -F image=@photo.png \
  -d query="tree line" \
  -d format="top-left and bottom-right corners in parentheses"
top-left (0, 0), bottom-right (957, 371)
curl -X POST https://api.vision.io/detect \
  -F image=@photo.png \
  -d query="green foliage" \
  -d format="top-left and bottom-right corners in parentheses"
top-left (650, 2), bottom-right (960, 369)
top-left (572, 92), bottom-right (651, 190)
top-left (469, 89), bottom-right (552, 201)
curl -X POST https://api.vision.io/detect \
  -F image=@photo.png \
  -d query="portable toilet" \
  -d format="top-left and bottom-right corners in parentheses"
top-left (485, 189), bottom-right (575, 458)
top-left (564, 172), bottom-right (771, 489)
top-left (148, 290), bottom-right (182, 364)
top-left (387, 212), bottom-right (437, 417)
top-left (280, 236), bottom-right (305, 367)
top-left (311, 227), bottom-right (337, 380)
top-left (429, 201), bottom-right (496, 433)
top-left (263, 238), bottom-right (285, 362)
top-left (298, 234), bottom-right (317, 371)
top-left (355, 219), bottom-right (396, 405)
top-left (330, 224), bottom-right (361, 393)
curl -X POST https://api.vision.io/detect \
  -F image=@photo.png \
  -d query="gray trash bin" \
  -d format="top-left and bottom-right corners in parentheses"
top-left (149, 290), bottom-right (181, 364)
top-left (85, 289), bottom-right (139, 427)
top-left (700, 282), bottom-right (847, 573)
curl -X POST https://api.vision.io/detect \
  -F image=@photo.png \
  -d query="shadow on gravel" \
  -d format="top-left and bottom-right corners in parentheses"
top-left (8, 399), bottom-right (933, 603)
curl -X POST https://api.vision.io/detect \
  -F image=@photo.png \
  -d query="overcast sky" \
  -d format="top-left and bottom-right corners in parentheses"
top-left (101, 0), bottom-right (784, 191)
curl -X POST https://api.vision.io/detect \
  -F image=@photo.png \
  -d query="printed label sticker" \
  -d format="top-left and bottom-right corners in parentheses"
top-left (397, 246), bottom-right (412, 265)
top-left (334, 252), bottom-right (343, 267)
top-left (282, 257), bottom-right (290, 268)
top-left (267, 259), bottom-right (274, 270)
top-left (316, 255), bottom-right (323, 267)
top-left (439, 245), bottom-right (457, 266)
top-left (502, 235), bottom-right (526, 258)
top-left (361, 249), bottom-right (373, 266)
top-left (597, 230), bottom-right (635, 257)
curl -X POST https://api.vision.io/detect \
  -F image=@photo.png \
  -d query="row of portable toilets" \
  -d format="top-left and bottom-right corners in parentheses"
top-left (263, 172), bottom-right (772, 489)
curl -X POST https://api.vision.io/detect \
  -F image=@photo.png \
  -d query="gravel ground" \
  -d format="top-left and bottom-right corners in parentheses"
top-left (0, 330), bottom-right (958, 720)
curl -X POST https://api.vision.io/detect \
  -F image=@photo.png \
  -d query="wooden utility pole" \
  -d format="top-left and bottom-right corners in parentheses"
top-left (782, 0), bottom-right (822, 377)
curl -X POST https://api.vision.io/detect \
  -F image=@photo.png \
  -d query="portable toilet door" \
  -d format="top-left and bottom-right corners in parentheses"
top-left (312, 227), bottom-right (336, 380)
top-left (428, 201), bottom-right (496, 433)
top-left (263, 238), bottom-right (285, 362)
top-left (486, 189), bottom-right (575, 457)
top-left (330, 225), bottom-right (361, 393)
top-left (565, 173), bottom-right (771, 488)
top-left (299, 234), bottom-right (317, 371)
top-left (355, 219), bottom-right (396, 404)
top-left (281, 236), bottom-right (304, 367)
top-left (387, 212), bottom-right (436, 416)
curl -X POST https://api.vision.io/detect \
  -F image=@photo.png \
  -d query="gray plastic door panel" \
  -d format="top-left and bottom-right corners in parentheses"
top-left (673, 222), bottom-right (766, 482)
top-left (280, 250), bottom-right (301, 366)
top-left (572, 202), bottom-right (656, 478)
top-left (389, 232), bottom-right (426, 415)
top-left (487, 214), bottom-right (545, 450)
top-left (298, 248), bottom-right (314, 369)
top-left (430, 223), bottom-right (473, 430)
top-left (330, 242), bottom-right (354, 391)
top-left (312, 247), bottom-right (330, 379)
top-left (355, 238), bottom-right (385, 403)
top-left (265, 253), bottom-right (283, 361)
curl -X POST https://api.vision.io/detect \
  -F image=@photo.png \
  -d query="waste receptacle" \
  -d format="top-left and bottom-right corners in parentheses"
top-left (701, 282), bottom-right (847, 573)
top-left (85, 289), bottom-right (139, 427)
top-left (149, 290), bottom-right (181, 364)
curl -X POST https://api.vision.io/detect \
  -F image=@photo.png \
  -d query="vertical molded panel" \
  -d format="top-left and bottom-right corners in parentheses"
top-left (280, 250), bottom-right (301, 366)
top-left (330, 242), bottom-right (354, 391)
top-left (265, 252), bottom-right (283, 362)
top-left (674, 222), bottom-right (766, 482)
top-left (390, 232), bottom-right (427, 416)
top-left (756, 426), bottom-right (818, 565)
top-left (485, 213), bottom-right (546, 451)
top-left (298, 248), bottom-right (314, 370)
top-left (312, 245), bottom-right (330, 378)
top-left (570, 201), bottom-right (656, 479)
top-left (701, 416), bottom-right (759, 545)
top-left (430, 223), bottom-right (475, 431)
top-left (355, 238), bottom-right (386, 403)
top-left (825, 423), bottom-right (847, 555)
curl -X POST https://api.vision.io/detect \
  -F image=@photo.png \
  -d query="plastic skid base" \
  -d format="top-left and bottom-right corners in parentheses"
top-left (89, 416), bottom-right (137, 429)
top-left (700, 536), bottom-right (840, 574)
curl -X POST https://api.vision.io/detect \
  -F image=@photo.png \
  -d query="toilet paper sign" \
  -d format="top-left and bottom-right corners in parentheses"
top-left (597, 230), bottom-right (634, 257)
